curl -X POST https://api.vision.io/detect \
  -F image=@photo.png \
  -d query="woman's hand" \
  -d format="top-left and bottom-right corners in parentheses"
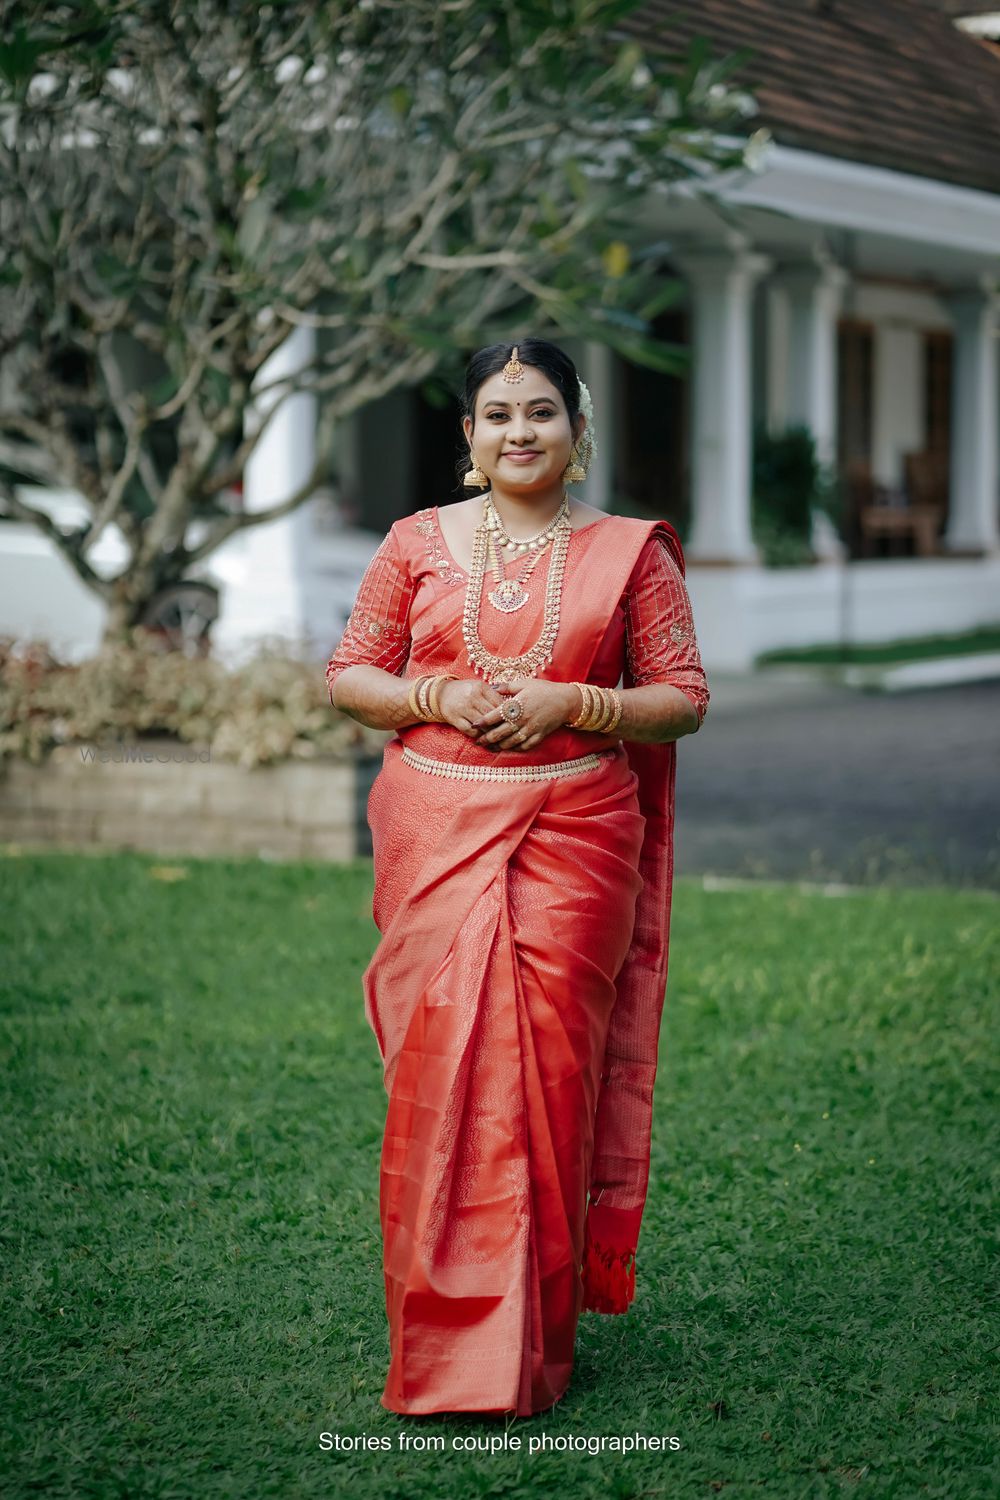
top-left (436, 678), bottom-right (508, 738)
top-left (470, 677), bottom-right (580, 752)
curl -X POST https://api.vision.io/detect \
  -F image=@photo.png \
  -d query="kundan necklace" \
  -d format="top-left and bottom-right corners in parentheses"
top-left (462, 492), bottom-right (573, 685)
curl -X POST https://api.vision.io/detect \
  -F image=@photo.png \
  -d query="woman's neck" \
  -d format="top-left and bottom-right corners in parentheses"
top-left (484, 483), bottom-right (568, 536)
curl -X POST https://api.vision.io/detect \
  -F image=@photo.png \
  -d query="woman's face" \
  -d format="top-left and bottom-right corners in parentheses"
top-left (462, 366), bottom-right (585, 493)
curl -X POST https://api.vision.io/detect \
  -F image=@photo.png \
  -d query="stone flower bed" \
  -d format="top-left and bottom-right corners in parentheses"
top-left (0, 634), bottom-right (386, 861)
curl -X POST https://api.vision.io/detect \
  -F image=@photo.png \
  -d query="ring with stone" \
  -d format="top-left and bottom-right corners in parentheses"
top-left (501, 699), bottom-right (524, 723)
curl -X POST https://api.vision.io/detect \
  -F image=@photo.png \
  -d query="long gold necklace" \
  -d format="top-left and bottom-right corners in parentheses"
top-left (462, 495), bottom-right (573, 685)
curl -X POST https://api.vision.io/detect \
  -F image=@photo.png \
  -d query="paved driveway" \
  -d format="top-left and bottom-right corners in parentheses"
top-left (674, 675), bottom-right (1000, 890)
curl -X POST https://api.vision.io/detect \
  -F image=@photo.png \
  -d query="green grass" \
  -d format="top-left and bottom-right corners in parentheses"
top-left (756, 623), bottom-right (1000, 668)
top-left (1, 850), bottom-right (997, 1500)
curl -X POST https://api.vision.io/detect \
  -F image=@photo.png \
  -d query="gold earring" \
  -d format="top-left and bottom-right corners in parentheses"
top-left (464, 451), bottom-right (488, 488)
top-left (563, 445), bottom-right (586, 483)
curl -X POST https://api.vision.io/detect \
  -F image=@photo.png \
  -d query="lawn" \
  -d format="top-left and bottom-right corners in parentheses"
top-left (1, 850), bottom-right (996, 1500)
top-left (756, 623), bottom-right (1000, 668)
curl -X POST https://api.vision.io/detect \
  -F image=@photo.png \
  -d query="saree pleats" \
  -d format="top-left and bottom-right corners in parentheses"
top-left (368, 741), bottom-right (645, 1415)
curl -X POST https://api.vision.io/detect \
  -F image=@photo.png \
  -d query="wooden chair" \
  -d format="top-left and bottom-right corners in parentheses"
top-left (857, 452), bottom-right (946, 558)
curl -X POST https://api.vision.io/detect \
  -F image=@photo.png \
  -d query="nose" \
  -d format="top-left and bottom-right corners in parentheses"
top-left (507, 414), bottom-right (536, 443)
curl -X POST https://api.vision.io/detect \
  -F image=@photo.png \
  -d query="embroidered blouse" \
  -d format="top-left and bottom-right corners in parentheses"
top-left (325, 516), bottom-right (709, 727)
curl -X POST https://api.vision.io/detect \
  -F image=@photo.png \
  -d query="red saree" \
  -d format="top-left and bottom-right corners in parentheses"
top-left (325, 505), bottom-right (708, 1417)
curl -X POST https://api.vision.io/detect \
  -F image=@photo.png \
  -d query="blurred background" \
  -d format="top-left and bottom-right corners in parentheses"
top-left (1, 0), bottom-right (997, 884)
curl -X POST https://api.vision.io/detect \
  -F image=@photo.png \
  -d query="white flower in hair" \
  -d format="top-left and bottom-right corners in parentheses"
top-left (575, 377), bottom-right (597, 475)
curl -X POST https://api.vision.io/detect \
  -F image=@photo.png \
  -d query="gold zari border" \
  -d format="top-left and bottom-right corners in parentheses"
top-left (401, 745), bottom-right (613, 783)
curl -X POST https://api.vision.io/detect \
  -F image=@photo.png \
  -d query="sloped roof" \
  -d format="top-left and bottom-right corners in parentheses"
top-left (625, 0), bottom-right (1000, 195)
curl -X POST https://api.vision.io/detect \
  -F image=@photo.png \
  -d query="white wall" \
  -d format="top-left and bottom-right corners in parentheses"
top-left (687, 556), bottom-right (1000, 671)
top-left (872, 324), bottom-right (925, 487)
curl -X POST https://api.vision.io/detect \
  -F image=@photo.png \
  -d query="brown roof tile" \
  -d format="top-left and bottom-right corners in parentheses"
top-left (625, 0), bottom-right (1000, 195)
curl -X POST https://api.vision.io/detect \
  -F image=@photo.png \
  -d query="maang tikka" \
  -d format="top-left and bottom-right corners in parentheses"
top-left (502, 345), bottom-right (524, 382)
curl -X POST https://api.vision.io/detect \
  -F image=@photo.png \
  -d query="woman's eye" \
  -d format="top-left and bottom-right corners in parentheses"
top-left (486, 408), bottom-right (555, 419)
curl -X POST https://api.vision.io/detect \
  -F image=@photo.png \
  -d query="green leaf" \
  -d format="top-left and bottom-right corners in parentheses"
top-left (562, 158), bottom-right (589, 202)
top-left (394, 326), bottom-right (454, 355)
top-left (0, 25), bottom-right (49, 88)
top-left (638, 279), bottom-right (685, 321)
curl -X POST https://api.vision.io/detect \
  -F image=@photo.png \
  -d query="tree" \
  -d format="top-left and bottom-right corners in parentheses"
top-left (0, 0), bottom-right (761, 641)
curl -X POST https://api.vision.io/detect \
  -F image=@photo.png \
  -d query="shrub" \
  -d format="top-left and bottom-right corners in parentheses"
top-left (752, 424), bottom-right (842, 567)
top-left (0, 633), bottom-right (387, 768)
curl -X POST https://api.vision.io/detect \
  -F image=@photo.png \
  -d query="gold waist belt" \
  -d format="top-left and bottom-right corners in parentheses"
top-left (401, 745), bottom-right (614, 783)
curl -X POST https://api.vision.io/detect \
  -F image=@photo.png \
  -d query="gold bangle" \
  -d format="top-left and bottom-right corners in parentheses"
top-left (571, 682), bottom-right (605, 732)
top-left (428, 674), bottom-right (459, 720)
top-left (586, 686), bottom-right (611, 732)
top-left (416, 676), bottom-right (435, 720)
top-left (583, 684), bottom-right (604, 730)
top-left (408, 676), bottom-right (432, 722)
top-left (565, 682), bottom-right (584, 727)
top-left (604, 688), bottom-right (624, 734)
top-left (591, 687), bottom-right (616, 733)
top-left (576, 683), bottom-right (600, 730)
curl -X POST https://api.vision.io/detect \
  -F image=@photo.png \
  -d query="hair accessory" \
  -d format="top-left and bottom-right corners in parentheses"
top-left (501, 345), bottom-right (525, 382)
top-left (565, 377), bottom-right (597, 482)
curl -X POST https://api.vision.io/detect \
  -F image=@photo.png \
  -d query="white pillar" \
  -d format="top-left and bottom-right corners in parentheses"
top-left (776, 261), bottom-right (847, 466)
top-left (212, 324), bottom-right (318, 662)
top-left (945, 289), bottom-right (999, 554)
top-left (580, 340), bottom-right (616, 512)
top-left (677, 248), bottom-right (771, 562)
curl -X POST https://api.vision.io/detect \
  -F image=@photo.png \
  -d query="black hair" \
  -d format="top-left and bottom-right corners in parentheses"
top-left (455, 337), bottom-right (581, 487)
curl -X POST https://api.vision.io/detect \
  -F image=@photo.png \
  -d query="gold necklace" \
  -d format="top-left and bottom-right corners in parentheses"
top-left (485, 529), bottom-right (550, 613)
top-left (484, 491), bottom-right (570, 553)
top-left (462, 498), bottom-right (573, 684)
top-left (483, 490), bottom-right (570, 612)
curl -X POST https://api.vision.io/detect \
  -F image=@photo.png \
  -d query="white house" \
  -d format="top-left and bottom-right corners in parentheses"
top-left (2, 0), bottom-right (998, 671)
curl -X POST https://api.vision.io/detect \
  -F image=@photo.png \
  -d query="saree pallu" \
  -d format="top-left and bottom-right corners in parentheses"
top-left (352, 510), bottom-right (697, 1417)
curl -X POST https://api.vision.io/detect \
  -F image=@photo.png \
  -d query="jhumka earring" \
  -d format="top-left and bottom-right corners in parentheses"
top-left (464, 450), bottom-right (488, 488)
top-left (563, 444), bottom-right (587, 483)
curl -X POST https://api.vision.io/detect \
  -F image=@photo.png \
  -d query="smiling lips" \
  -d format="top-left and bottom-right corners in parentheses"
top-left (503, 452), bottom-right (541, 462)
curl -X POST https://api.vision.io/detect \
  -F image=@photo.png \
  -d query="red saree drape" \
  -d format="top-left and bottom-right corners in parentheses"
top-left (325, 506), bottom-right (708, 1417)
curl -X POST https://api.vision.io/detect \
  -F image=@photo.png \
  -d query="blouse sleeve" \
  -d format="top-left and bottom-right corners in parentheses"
top-left (623, 534), bottom-right (710, 728)
top-left (325, 526), bottom-right (415, 704)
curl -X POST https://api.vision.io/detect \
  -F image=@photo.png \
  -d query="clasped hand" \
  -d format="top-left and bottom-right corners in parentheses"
top-left (437, 676), bottom-right (574, 752)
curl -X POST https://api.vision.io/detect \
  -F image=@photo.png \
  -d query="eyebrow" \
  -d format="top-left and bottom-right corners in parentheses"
top-left (482, 396), bottom-right (555, 408)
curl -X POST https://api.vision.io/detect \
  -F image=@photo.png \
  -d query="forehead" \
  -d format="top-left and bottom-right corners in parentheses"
top-left (476, 367), bottom-right (564, 409)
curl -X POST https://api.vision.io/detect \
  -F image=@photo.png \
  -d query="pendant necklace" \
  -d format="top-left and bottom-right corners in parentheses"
top-left (483, 491), bottom-right (570, 613)
top-left (462, 492), bottom-right (573, 685)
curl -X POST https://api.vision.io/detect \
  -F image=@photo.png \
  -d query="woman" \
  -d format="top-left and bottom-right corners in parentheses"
top-left (325, 338), bottom-right (709, 1419)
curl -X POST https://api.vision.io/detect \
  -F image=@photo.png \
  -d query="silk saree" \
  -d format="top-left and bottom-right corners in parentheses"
top-left (325, 505), bottom-right (709, 1417)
